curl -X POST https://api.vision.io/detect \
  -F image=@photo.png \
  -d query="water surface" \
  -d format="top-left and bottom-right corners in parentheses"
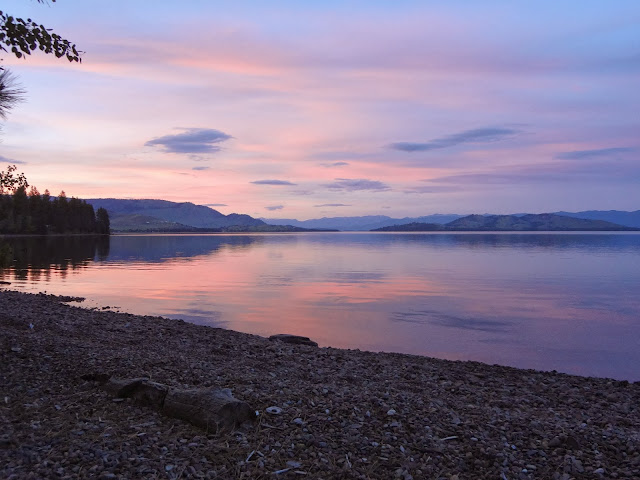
top-left (1, 232), bottom-right (639, 380)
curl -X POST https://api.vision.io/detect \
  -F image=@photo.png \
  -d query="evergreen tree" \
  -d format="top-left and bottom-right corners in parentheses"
top-left (0, 167), bottom-right (109, 235)
top-left (96, 207), bottom-right (110, 235)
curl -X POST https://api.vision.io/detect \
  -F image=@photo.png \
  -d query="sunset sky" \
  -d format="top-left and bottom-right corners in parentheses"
top-left (1, 0), bottom-right (638, 219)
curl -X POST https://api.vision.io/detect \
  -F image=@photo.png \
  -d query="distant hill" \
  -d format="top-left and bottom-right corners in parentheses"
top-left (220, 224), bottom-right (337, 233)
top-left (87, 199), bottom-right (266, 231)
top-left (372, 214), bottom-right (638, 232)
top-left (264, 214), bottom-right (463, 231)
top-left (553, 210), bottom-right (640, 228)
top-left (373, 222), bottom-right (443, 232)
top-left (109, 214), bottom-right (197, 232)
top-left (86, 199), bottom-right (335, 233)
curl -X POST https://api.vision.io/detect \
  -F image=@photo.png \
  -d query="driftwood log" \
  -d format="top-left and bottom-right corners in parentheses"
top-left (92, 375), bottom-right (255, 432)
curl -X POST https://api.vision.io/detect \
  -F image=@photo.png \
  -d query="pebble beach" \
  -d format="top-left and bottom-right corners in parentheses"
top-left (1, 289), bottom-right (639, 479)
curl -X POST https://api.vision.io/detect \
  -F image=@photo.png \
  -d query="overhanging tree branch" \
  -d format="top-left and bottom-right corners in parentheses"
top-left (0, 0), bottom-right (81, 125)
top-left (0, 2), bottom-right (81, 63)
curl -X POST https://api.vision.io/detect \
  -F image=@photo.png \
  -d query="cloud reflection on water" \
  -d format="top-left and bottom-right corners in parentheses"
top-left (1, 232), bottom-right (639, 380)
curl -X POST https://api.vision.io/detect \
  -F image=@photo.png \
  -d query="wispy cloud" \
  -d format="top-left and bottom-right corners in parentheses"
top-left (314, 203), bottom-right (351, 207)
top-left (555, 147), bottom-right (635, 160)
top-left (324, 178), bottom-right (390, 192)
top-left (145, 128), bottom-right (232, 154)
top-left (389, 127), bottom-right (520, 152)
top-left (204, 203), bottom-right (227, 207)
top-left (251, 179), bottom-right (297, 186)
top-left (192, 166), bottom-right (210, 171)
top-left (265, 205), bottom-right (284, 211)
top-left (0, 155), bottom-right (26, 165)
top-left (320, 161), bottom-right (350, 168)
top-left (404, 185), bottom-right (462, 194)
top-left (428, 171), bottom-right (564, 185)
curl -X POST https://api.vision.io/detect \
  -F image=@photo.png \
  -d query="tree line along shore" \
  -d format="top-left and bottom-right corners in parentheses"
top-left (1, 165), bottom-right (110, 235)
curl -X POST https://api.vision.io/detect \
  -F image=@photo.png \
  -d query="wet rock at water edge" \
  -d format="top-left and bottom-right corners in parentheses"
top-left (268, 334), bottom-right (318, 347)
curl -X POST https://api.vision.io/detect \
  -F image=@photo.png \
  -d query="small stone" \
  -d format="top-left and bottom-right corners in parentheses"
top-left (548, 436), bottom-right (562, 448)
top-left (387, 409), bottom-right (396, 416)
top-left (292, 417), bottom-right (304, 426)
top-left (565, 435), bottom-right (580, 450)
top-left (266, 406), bottom-right (282, 415)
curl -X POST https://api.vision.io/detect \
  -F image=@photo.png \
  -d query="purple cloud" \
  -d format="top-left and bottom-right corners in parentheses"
top-left (0, 155), bottom-right (26, 165)
top-left (314, 203), bottom-right (351, 207)
top-left (265, 205), bottom-right (284, 211)
top-left (404, 185), bottom-right (462, 194)
top-left (204, 203), bottom-right (227, 207)
top-left (145, 128), bottom-right (232, 154)
top-left (192, 166), bottom-right (210, 171)
top-left (555, 147), bottom-right (635, 160)
top-left (251, 179), bottom-right (297, 186)
top-left (321, 161), bottom-right (350, 167)
top-left (324, 178), bottom-right (390, 192)
top-left (389, 127), bottom-right (520, 152)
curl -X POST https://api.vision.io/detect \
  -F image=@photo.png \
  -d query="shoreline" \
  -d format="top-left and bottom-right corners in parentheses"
top-left (1, 289), bottom-right (639, 479)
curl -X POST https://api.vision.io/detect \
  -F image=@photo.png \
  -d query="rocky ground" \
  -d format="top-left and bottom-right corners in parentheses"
top-left (1, 289), bottom-right (639, 479)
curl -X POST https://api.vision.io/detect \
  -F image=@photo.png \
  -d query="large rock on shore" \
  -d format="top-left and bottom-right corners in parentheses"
top-left (269, 333), bottom-right (318, 347)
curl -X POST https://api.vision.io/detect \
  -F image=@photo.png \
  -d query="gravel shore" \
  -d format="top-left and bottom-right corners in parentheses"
top-left (1, 289), bottom-right (639, 479)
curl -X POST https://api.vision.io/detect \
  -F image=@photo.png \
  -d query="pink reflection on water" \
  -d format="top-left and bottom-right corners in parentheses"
top-left (2, 233), bottom-right (639, 381)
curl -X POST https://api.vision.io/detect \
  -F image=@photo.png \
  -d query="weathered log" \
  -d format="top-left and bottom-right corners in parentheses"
top-left (130, 381), bottom-right (169, 409)
top-left (163, 387), bottom-right (255, 432)
top-left (97, 376), bottom-right (254, 432)
top-left (269, 334), bottom-right (318, 347)
top-left (102, 377), bottom-right (149, 398)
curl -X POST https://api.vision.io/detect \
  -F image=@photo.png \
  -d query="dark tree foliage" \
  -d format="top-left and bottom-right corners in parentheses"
top-left (0, 164), bottom-right (28, 193)
top-left (0, 1), bottom-right (81, 62)
top-left (0, 165), bottom-right (109, 235)
top-left (1, 1), bottom-right (81, 120)
top-left (0, 70), bottom-right (24, 119)
top-left (96, 207), bottom-right (110, 235)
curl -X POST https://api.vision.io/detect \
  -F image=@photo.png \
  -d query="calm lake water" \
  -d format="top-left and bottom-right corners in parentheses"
top-left (1, 232), bottom-right (639, 381)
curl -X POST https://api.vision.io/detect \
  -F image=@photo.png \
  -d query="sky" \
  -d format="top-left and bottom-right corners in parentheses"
top-left (1, 0), bottom-right (639, 220)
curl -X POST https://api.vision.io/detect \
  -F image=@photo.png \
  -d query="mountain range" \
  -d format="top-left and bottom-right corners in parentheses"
top-left (86, 199), bottom-right (640, 232)
top-left (265, 210), bottom-right (640, 230)
top-left (263, 214), bottom-right (465, 231)
top-left (372, 214), bottom-right (638, 232)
